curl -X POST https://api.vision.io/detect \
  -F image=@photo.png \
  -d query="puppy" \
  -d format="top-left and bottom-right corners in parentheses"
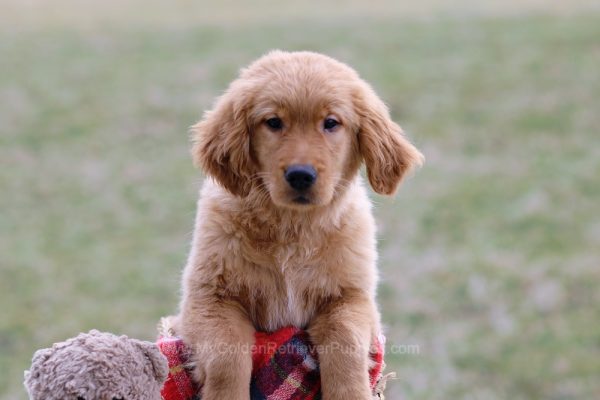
top-left (178, 50), bottom-right (423, 400)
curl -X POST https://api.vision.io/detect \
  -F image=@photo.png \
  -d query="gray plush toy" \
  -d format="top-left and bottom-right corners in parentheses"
top-left (24, 330), bottom-right (168, 400)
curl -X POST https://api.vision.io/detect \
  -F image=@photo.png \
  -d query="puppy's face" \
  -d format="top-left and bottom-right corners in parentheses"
top-left (193, 51), bottom-right (423, 208)
top-left (250, 79), bottom-right (360, 209)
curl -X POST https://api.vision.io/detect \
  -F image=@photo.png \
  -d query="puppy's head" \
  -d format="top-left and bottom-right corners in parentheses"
top-left (192, 51), bottom-right (423, 208)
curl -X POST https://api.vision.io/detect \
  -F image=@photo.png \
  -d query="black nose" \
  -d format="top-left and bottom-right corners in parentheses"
top-left (285, 165), bottom-right (317, 191)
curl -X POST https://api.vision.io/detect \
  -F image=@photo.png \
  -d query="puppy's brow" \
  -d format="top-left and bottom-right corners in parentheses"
top-left (251, 107), bottom-right (280, 122)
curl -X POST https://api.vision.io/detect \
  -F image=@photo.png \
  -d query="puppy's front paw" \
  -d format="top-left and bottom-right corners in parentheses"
top-left (195, 354), bottom-right (252, 400)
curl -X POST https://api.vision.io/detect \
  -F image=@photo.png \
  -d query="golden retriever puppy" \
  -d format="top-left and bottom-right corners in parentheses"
top-left (178, 50), bottom-right (423, 400)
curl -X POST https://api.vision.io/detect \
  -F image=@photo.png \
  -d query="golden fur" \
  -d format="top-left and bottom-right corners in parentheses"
top-left (177, 50), bottom-right (423, 400)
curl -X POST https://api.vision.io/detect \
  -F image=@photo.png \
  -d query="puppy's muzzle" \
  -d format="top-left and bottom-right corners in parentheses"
top-left (285, 165), bottom-right (317, 191)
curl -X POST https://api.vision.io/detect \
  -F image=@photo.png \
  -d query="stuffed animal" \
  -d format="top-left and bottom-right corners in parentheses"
top-left (24, 330), bottom-right (168, 400)
top-left (24, 320), bottom-right (390, 399)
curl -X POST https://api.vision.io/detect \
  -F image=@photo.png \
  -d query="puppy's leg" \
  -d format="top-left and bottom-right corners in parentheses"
top-left (180, 299), bottom-right (254, 400)
top-left (308, 291), bottom-right (379, 400)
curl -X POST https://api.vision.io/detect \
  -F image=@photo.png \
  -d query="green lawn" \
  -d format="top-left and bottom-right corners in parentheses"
top-left (1, 1), bottom-right (599, 399)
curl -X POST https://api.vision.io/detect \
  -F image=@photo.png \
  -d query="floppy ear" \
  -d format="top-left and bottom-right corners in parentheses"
top-left (191, 80), bottom-right (256, 197)
top-left (355, 83), bottom-right (424, 195)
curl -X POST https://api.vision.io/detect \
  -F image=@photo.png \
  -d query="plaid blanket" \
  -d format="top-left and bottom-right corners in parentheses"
top-left (157, 326), bottom-right (385, 400)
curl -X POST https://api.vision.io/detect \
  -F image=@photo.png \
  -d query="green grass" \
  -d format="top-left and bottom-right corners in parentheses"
top-left (1, 2), bottom-right (600, 399)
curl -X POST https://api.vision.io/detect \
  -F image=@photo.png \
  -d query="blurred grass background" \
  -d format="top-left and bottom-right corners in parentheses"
top-left (1, 1), bottom-right (600, 399)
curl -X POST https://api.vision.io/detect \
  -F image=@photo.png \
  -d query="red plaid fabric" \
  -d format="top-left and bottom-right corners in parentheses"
top-left (157, 327), bottom-right (384, 400)
top-left (156, 336), bottom-right (199, 400)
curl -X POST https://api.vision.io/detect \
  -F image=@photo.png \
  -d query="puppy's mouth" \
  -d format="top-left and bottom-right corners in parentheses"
top-left (275, 190), bottom-right (321, 210)
top-left (293, 195), bottom-right (311, 205)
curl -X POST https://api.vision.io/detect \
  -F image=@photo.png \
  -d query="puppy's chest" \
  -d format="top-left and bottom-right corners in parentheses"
top-left (239, 241), bottom-right (338, 331)
top-left (227, 218), bottom-right (344, 330)
top-left (241, 265), bottom-right (336, 332)
top-left (237, 222), bottom-right (329, 274)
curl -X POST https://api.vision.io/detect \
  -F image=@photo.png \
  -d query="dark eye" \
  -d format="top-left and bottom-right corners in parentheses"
top-left (265, 117), bottom-right (283, 131)
top-left (323, 118), bottom-right (339, 131)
